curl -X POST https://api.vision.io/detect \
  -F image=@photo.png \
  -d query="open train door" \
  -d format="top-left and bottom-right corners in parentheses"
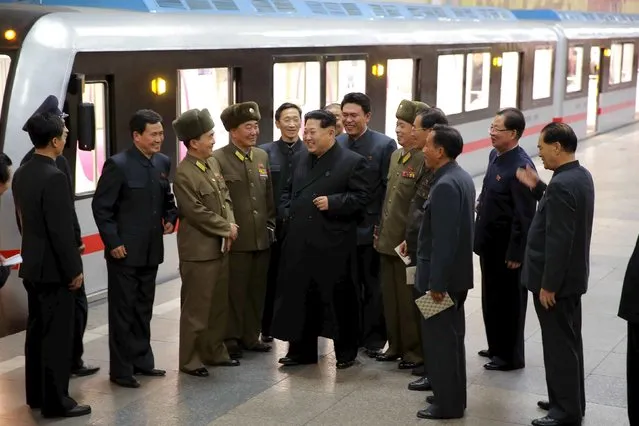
top-left (586, 46), bottom-right (602, 135)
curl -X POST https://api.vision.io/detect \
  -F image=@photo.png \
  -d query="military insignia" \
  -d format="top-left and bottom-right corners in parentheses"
top-left (249, 107), bottom-right (254, 113)
top-left (258, 163), bottom-right (268, 178)
top-left (195, 160), bottom-right (206, 172)
top-left (496, 174), bottom-right (501, 181)
top-left (401, 152), bottom-right (412, 164)
top-left (402, 165), bottom-right (416, 179)
top-left (234, 151), bottom-right (245, 161)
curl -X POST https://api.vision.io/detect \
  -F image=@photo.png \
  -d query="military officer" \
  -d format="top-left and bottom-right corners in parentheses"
top-left (212, 102), bottom-right (276, 358)
top-left (375, 100), bottom-right (428, 370)
top-left (260, 102), bottom-right (306, 342)
top-left (172, 108), bottom-right (241, 377)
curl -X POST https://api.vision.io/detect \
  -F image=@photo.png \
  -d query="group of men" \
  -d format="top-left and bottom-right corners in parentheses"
top-left (7, 89), bottom-right (631, 425)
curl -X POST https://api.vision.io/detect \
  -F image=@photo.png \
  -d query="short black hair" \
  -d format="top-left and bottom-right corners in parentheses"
top-left (540, 122), bottom-right (578, 153)
top-left (24, 112), bottom-right (66, 149)
top-left (497, 107), bottom-right (526, 140)
top-left (275, 103), bottom-right (302, 121)
top-left (129, 109), bottom-right (163, 137)
top-left (304, 110), bottom-right (337, 128)
top-left (0, 153), bottom-right (12, 185)
top-left (417, 107), bottom-right (449, 129)
top-left (341, 92), bottom-right (371, 114)
top-left (431, 124), bottom-right (464, 160)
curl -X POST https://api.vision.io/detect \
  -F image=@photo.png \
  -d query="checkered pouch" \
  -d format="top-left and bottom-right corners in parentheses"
top-left (415, 292), bottom-right (455, 319)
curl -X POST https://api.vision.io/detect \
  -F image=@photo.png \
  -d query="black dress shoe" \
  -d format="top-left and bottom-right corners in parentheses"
top-left (398, 360), bottom-right (421, 370)
top-left (134, 367), bottom-right (166, 377)
top-left (71, 364), bottom-right (100, 377)
top-left (180, 367), bottom-right (209, 377)
top-left (478, 349), bottom-right (491, 358)
top-left (426, 395), bottom-right (435, 404)
top-left (408, 376), bottom-right (432, 391)
top-left (416, 406), bottom-right (463, 420)
top-left (363, 348), bottom-right (383, 358)
top-left (229, 350), bottom-right (243, 359)
top-left (278, 356), bottom-right (317, 366)
top-left (531, 415), bottom-right (580, 426)
top-left (42, 404), bottom-right (92, 418)
top-left (261, 335), bottom-right (274, 343)
top-left (210, 359), bottom-right (240, 367)
top-left (412, 365), bottom-right (425, 376)
top-left (537, 400), bottom-right (550, 410)
top-left (336, 359), bottom-right (356, 369)
top-left (110, 376), bottom-right (140, 388)
top-left (483, 361), bottom-right (524, 371)
top-left (245, 342), bottom-right (272, 352)
top-left (376, 353), bottom-right (401, 362)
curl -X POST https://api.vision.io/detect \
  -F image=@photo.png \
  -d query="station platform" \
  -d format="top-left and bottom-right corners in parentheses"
top-left (0, 123), bottom-right (635, 426)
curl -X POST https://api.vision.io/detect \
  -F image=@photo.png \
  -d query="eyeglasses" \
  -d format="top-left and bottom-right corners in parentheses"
top-left (489, 126), bottom-right (511, 133)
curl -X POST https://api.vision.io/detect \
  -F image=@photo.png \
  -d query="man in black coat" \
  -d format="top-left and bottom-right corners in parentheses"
top-left (92, 109), bottom-right (178, 388)
top-left (619, 236), bottom-right (639, 426)
top-left (517, 122), bottom-right (594, 426)
top-left (337, 92), bottom-right (396, 357)
top-left (13, 112), bottom-right (91, 418)
top-left (260, 102), bottom-right (306, 342)
top-left (271, 109), bottom-right (370, 369)
top-left (474, 108), bottom-right (536, 371)
top-left (415, 124), bottom-right (475, 420)
top-left (18, 95), bottom-right (99, 378)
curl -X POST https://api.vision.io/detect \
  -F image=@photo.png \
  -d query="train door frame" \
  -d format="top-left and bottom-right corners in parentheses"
top-left (587, 44), bottom-right (603, 135)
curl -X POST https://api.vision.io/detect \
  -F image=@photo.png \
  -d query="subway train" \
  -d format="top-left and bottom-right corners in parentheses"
top-left (0, 1), bottom-right (638, 336)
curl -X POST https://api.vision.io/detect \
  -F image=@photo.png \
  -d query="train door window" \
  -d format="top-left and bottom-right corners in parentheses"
top-left (566, 47), bottom-right (584, 93)
top-left (465, 52), bottom-right (491, 111)
top-left (609, 43), bottom-right (623, 85)
top-left (0, 55), bottom-right (10, 121)
top-left (75, 82), bottom-right (107, 195)
top-left (325, 60), bottom-right (366, 105)
top-left (178, 68), bottom-right (230, 160)
top-left (273, 61), bottom-right (320, 141)
top-left (622, 43), bottom-right (634, 83)
top-left (385, 59), bottom-right (414, 136)
top-left (500, 52), bottom-right (520, 109)
top-left (436, 54), bottom-right (464, 115)
top-left (532, 48), bottom-right (553, 100)
top-left (587, 46), bottom-right (601, 134)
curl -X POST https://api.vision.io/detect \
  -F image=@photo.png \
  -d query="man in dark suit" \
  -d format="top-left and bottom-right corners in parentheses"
top-left (516, 122), bottom-right (594, 426)
top-left (619, 236), bottom-right (639, 426)
top-left (337, 92), bottom-right (396, 357)
top-left (474, 108), bottom-right (536, 371)
top-left (18, 95), bottom-right (99, 378)
top-left (0, 153), bottom-right (13, 291)
top-left (271, 109), bottom-right (370, 369)
top-left (415, 124), bottom-right (475, 420)
top-left (260, 102), bottom-right (305, 342)
top-left (13, 112), bottom-right (91, 418)
top-left (92, 109), bottom-right (178, 388)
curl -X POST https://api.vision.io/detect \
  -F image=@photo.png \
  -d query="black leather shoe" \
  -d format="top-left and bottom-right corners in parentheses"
top-left (278, 356), bottom-right (317, 366)
top-left (245, 342), bottom-right (272, 352)
top-left (531, 415), bottom-right (580, 426)
top-left (110, 376), bottom-right (140, 388)
top-left (412, 365), bottom-right (425, 376)
top-left (261, 335), bottom-right (274, 343)
top-left (376, 353), bottom-right (401, 362)
top-left (180, 367), bottom-right (209, 377)
top-left (42, 404), bottom-right (92, 418)
top-left (537, 400), bottom-right (550, 410)
top-left (210, 359), bottom-right (240, 367)
top-left (478, 349), bottom-right (491, 358)
top-left (336, 359), bottom-right (356, 369)
top-left (483, 361), bottom-right (524, 371)
top-left (134, 367), bottom-right (166, 377)
top-left (426, 395), bottom-right (435, 404)
top-left (398, 360), bottom-right (421, 370)
top-left (71, 364), bottom-right (100, 377)
top-left (416, 406), bottom-right (462, 420)
top-left (364, 348), bottom-right (383, 358)
top-left (408, 376), bottom-right (432, 391)
top-left (229, 350), bottom-right (243, 359)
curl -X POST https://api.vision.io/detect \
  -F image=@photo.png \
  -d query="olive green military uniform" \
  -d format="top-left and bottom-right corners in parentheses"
top-left (376, 100), bottom-right (428, 364)
top-left (172, 109), bottom-right (236, 373)
top-left (212, 102), bottom-right (276, 354)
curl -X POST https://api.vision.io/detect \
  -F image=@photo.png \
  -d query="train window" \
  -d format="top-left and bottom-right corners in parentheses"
top-left (0, 55), bottom-right (9, 121)
top-left (325, 60), bottom-right (366, 105)
top-left (75, 82), bottom-right (107, 196)
top-left (500, 52), bottom-right (520, 109)
top-left (532, 48), bottom-right (553, 100)
top-left (436, 54), bottom-right (464, 115)
top-left (465, 52), bottom-right (491, 112)
top-left (609, 43), bottom-right (623, 85)
top-left (385, 59), bottom-right (414, 137)
top-left (178, 68), bottom-right (230, 158)
top-left (273, 61), bottom-right (320, 141)
top-left (622, 43), bottom-right (634, 83)
top-left (566, 47), bottom-right (584, 93)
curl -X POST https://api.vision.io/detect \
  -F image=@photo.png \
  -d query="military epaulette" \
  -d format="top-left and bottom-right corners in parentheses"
top-left (234, 149), bottom-right (253, 162)
top-left (400, 152), bottom-right (412, 164)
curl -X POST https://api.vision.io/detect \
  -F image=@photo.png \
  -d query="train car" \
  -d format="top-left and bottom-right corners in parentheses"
top-left (0, 1), bottom-right (637, 336)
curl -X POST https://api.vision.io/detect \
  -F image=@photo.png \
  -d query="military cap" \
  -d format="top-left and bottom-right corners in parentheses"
top-left (22, 95), bottom-right (68, 131)
top-left (172, 108), bottom-right (215, 142)
top-left (395, 99), bottom-right (430, 124)
top-left (220, 102), bottom-right (261, 131)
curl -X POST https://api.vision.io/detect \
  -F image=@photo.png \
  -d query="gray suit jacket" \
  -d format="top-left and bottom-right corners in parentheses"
top-left (521, 160), bottom-right (594, 297)
top-left (416, 161), bottom-right (476, 294)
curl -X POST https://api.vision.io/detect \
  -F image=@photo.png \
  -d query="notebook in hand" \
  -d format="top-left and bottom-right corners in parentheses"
top-left (415, 292), bottom-right (455, 319)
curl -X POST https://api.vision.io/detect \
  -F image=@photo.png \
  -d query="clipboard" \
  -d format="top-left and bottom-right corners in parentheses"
top-left (394, 244), bottom-right (411, 265)
top-left (414, 292), bottom-right (454, 319)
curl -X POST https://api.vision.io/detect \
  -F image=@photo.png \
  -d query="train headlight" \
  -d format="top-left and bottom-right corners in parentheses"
top-left (3, 29), bottom-right (16, 41)
top-left (151, 77), bottom-right (167, 95)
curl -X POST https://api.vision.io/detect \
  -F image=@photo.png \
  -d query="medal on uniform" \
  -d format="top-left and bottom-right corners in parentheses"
top-left (402, 165), bottom-right (415, 179)
top-left (258, 163), bottom-right (268, 178)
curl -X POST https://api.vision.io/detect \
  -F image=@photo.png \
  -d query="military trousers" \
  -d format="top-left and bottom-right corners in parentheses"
top-left (379, 254), bottom-right (423, 363)
top-left (179, 256), bottom-right (231, 371)
top-left (226, 249), bottom-right (270, 351)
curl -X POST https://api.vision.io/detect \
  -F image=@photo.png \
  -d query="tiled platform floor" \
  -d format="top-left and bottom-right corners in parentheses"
top-left (0, 124), bottom-right (636, 425)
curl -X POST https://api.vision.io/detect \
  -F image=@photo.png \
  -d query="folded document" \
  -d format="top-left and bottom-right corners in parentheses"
top-left (1, 253), bottom-right (22, 267)
top-left (415, 292), bottom-right (454, 319)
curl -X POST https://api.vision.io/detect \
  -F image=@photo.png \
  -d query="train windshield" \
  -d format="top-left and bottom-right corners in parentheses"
top-left (0, 54), bottom-right (10, 122)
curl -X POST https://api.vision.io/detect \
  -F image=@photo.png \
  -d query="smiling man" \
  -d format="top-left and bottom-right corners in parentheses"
top-left (92, 109), bottom-right (178, 389)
